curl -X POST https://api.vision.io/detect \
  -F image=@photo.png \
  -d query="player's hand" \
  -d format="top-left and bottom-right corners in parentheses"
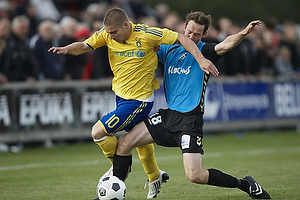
top-left (48, 46), bottom-right (68, 55)
top-left (244, 20), bottom-right (261, 35)
top-left (199, 58), bottom-right (219, 77)
top-left (153, 45), bottom-right (160, 52)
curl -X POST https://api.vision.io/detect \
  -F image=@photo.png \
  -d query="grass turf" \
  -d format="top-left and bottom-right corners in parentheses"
top-left (0, 130), bottom-right (299, 200)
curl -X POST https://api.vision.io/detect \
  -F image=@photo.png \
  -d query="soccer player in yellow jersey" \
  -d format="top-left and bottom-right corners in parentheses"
top-left (49, 8), bottom-right (218, 199)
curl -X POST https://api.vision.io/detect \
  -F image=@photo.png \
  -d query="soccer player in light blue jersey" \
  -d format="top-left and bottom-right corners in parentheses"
top-left (112, 11), bottom-right (271, 199)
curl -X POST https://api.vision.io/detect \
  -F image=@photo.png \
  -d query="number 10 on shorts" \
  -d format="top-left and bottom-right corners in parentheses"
top-left (105, 114), bottom-right (120, 128)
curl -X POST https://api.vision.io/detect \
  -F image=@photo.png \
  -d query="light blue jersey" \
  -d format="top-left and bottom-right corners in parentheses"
top-left (157, 42), bottom-right (210, 113)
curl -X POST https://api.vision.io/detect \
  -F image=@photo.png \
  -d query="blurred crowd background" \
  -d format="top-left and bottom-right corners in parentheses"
top-left (0, 0), bottom-right (300, 84)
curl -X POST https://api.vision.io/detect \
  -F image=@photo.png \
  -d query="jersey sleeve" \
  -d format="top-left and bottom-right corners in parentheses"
top-left (144, 26), bottom-right (178, 46)
top-left (159, 28), bottom-right (178, 45)
top-left (202, 43), bottom-right (222, 63)
top-left (157, 45), bottom-right (169, 64)
top-left (84, 27), bottom-right (107, 50)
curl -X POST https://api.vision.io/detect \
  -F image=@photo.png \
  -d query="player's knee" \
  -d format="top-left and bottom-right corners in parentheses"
top-left (186, 171), bottom-right (207, 184)
top-left (91, 124), bottom-right (97, 139)
top-left (91, 122), bottom-right (104, 140)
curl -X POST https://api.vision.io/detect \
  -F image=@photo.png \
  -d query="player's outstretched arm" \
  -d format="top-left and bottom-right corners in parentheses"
top-left (177, 33), bottom-right (219, 77)
top-left (215, 20), bottom-right (261, 55)
top-left (48, 42), bottom-right (92, 56)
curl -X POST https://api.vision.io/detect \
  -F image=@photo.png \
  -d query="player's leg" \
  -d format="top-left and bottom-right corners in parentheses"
top-left (182, 153), bottom-right (271, 199)
top-left (114, 117), bottom-right (171, 199)
top-left (183, 153), bottom-right (243, 187)
top-left (181, 134), bottom-right (250, 191)
top-left (182, 153), bottom-right (209, 183)
top-left (136, 144), bottom-right (159, 182)
top-left (114, 121), bottom-right (155, 181)
top-left (92, 95), bottom-right (164, 194)
top-left (92, 121), bottom-right (117, 164)
top-left (117, 121), bottom-right (155, 156)
top-left (92, 96), bottom-right (152, 165)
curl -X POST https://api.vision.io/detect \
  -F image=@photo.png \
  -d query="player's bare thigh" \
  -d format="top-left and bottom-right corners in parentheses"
top-left (116, 121), bottom-right (154, 156)
top-left (183, 153), bottom-right (209, 184)
top-left (91, 121), bottom-right (108, 140)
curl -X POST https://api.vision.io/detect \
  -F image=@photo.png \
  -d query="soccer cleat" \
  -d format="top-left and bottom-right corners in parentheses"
top-left (100, 166), bottom-right (113, 181)
top-left (92, 198), bottom-right (99, 200)
top-left (144, 170), bottom-right (169, 199)
top-left (243, 175), bottom-right (271, 199)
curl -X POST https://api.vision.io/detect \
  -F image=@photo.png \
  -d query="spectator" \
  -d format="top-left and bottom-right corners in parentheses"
top-left (110, 0), bottom-right (135, 21)
top-left (279, 20), bottom-right (300, 72)
top-left (128, 0), bottom-right (153, 20)
top-left (1, 15), bottom-right (38, 82)
top-left (1, 0), bottom-right (19, 20)
top-left (275, 46), bottom-right (296, 77)
top-left (25, 3), bottom-right (39, 39)
top-left (218, 17), bottom-right (232, 41)
top-left (74, 25), bottom-right (92, 80)
top-left (256, 28), bottom-right (277, 76)
top-left (202, 22), bottom-right (227, 75)
top-left (175, 19), bottom-right (185, 34)
top-left (222, 24), bottom-right (259, 77)
top-left (0, 1), bottom-right (10, 19)
top-left (29, 19), bottom-right (63, 80)
top-left (80, 2), bottom-right (109, 25)
top-left (58, 16), bottom-right (84, 80)
top-left (88, 19), bottom-right (112, 80)
top-left (138, 15), bottom-right (158, 27)
top-left (154, 3), bottom-right (169, 25)
top-left (203, 22), bottom-right (220, 43)
top-left (0, 38), bottom-right (8, 84)
top-left (29, 0), bottom-right (61, 22)
top-left (161, 11), bottom-right (181, 31)
top-left (0, 18), bottom-right (10, 84)
top-left (0, 17), bottom-right (10, 40)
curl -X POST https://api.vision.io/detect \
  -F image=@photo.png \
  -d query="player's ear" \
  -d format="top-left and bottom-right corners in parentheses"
top-left (203, 30), bottom-right (208, 37)
top-left (124, 21), bottom-right (130, 29)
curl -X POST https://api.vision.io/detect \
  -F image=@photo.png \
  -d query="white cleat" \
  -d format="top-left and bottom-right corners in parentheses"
top-left (145, 170), bottom-right (169, 199)
top-left (98, 166), bottom-right (113, 184)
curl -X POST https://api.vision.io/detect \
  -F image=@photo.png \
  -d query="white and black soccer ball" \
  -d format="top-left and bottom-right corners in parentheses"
top-left (97, 176), bottom-right (126, 200)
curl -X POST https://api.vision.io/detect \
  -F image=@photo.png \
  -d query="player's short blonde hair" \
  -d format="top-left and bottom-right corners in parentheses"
top-left (104, 8), bottom-right (130, 27)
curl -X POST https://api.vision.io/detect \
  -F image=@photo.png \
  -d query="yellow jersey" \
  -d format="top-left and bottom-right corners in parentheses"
top-left (84, 22), bottom-right (178, 100)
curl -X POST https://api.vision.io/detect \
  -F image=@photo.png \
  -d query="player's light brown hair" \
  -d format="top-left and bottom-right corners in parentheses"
top-left (185, 11), bottom-right (212, 34)
top-left (103, 8), bottom-right (130, 27)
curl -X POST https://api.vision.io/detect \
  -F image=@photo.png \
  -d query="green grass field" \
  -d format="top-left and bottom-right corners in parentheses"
top-left (1, 130), bottom-right (299, 200)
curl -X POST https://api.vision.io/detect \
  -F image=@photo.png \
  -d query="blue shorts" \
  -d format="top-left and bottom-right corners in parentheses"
top-left (100, 95), bottom-right (153, 135)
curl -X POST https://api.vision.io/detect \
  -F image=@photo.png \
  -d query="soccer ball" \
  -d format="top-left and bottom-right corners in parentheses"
top-left (97, 176), bottom-right (126, 200)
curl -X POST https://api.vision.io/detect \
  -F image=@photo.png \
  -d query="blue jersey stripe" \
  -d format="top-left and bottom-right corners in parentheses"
top-left (134, 25), bottom-right (163, 37)
top-left (86, 43), bottom-right (94, 50)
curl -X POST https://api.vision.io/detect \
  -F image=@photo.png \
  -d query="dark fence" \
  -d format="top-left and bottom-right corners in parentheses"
top-left (0, 77), bottom-right (299, 144)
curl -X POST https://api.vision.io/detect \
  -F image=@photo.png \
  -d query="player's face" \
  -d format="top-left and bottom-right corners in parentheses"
top-left (184, 20), bottom-right (205, 45)
top-left (105, 21), bottom-right (131, 43)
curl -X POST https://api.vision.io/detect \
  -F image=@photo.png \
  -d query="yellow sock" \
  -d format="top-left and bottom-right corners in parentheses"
top-left (95, 135), bottom-right (118, 165)
top-left (136, 143), bottom-right (160, 182)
